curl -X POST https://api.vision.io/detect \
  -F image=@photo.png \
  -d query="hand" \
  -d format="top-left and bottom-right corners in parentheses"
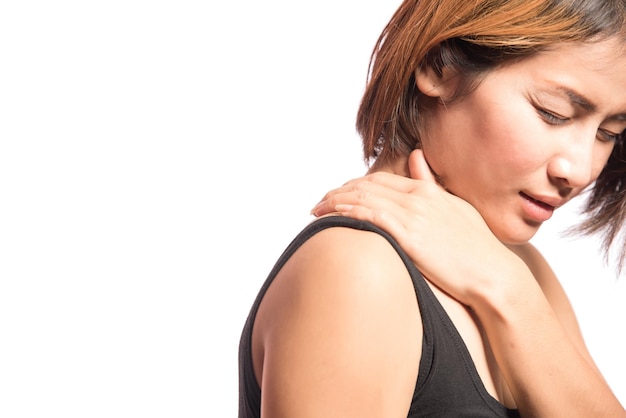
top-left (311, 149), bottom-right (523, 306)
top-left (312, 150), bottom-right (626, 417)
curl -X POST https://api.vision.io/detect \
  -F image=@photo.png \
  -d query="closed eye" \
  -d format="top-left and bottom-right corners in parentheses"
top-left (537, 108), bottom-right (569, 125)
top-left (597, 128), bottom-right (623, 143)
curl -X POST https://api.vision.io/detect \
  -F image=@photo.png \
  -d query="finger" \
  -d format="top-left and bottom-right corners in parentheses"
top-left (312, 182), bottom-right (421, 220)
top-left (325, 172), bottom-right (422, 201)
top-left (313, 177), bottom-right (368, 206)
top-left (311, 174), bottom-right (415, 215)
top-left (334, 203), bottom-right (408, 242)
top-left (408, 149), bottom-right (437, 183)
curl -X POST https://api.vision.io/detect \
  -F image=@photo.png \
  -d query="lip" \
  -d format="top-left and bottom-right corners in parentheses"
top-left (519, 192), bottom-right (560, 222)
top-left (520, 192), bottom-right (565, 209)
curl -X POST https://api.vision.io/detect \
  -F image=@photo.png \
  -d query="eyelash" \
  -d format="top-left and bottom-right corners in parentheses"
top-left (537, 108), bottom-right (569, 125)
top-left (598, 129), bottom-right (623, 143)
top-left (537, 108), bottom-right (623, 143)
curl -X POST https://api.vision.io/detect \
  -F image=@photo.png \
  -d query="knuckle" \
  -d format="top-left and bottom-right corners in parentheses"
top-left (353, 180), bottom-right (370, 192)
top-left (371, 209), bottom-right (388, 224)
top-left (368, 172), bottom-right (384, 182)
top-left (355, 189), bottom-right (370, 202)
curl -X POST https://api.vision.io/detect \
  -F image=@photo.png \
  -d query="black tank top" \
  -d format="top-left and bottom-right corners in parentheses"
top-left (238, 216), bottom-right (521, 417)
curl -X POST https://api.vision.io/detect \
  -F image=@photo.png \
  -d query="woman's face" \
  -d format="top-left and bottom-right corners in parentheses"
top-left (420, 37), bottom-right (626, 245)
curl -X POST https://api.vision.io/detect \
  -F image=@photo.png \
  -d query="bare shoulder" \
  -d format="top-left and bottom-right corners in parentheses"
top-left (253, 225), bottom-right (422, 417)
top-left (506, 242), bottom-right (556, 288)
top-left (507, 242), bottom-right (573, 312)
top-left (507, 242), bottom-right (596, 363)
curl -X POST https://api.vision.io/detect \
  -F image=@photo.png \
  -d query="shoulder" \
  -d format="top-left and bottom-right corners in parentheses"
top-left (506, 243), bottom-right (555, 287)
top-left (253, 220), bottom-right (422, 417)
top-left (296, 219), bottom-right (412, 280)
top-left (262, 220), bottom-right (422, 338)
top-left (275, 217), bottom-right (418, 301)
top-left (506, 242), bottom-right (568, 308)
top-left (507, 242), bottom-right (593, 358)
top-left (281, 221), bottom-right (421, 323)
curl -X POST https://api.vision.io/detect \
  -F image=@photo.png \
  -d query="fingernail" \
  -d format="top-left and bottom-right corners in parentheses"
top-left (310, 201), bottom-right (323, 216)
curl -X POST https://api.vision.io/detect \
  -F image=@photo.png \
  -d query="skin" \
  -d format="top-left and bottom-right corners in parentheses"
top-left (414, 39), bottom-right (626, 245)
top-left (255, 38), bottom-right (626, 417)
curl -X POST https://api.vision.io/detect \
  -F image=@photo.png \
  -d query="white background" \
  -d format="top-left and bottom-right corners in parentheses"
top-left (1, 1), bottom-right (624, 417)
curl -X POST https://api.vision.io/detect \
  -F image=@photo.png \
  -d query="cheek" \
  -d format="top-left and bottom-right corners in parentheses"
top-left (425, 92), bottom-right (546, 180)
top-left (466, 88), bottom-right (552, 167)
top-left (468, 117), bottom-right (538, 172)
top-left (476, 106), bottom-right (556, 173)
top-left (591, 145), bottom-right (616, 179)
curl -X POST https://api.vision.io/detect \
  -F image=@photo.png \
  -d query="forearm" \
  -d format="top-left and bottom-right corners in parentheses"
top-left (310, 170), bottom-right (625, 415)
top-left (472, 263), bottom-right (625, 417)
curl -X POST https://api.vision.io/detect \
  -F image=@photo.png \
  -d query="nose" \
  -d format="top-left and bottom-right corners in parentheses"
top-left (547, 130), bottom-right (596, 193)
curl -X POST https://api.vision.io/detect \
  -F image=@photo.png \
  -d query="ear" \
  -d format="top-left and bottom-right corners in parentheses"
top-left (415, 63), bottom-right (457, 99)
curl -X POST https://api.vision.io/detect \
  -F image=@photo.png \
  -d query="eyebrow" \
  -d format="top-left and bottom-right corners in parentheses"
top-left (558, 87), bottom-right (596, 112)
top-left (557, 87), bottom-right (626, 121)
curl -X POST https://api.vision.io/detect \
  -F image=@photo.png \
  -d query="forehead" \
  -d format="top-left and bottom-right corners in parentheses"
top-left (522, 37), bottom-right (625, 75)
top-left (503, 37), bottom-right (626, 113)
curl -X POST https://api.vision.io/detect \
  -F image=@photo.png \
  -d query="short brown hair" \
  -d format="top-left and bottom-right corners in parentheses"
top-left (357, 0), bottom-right (626, 270)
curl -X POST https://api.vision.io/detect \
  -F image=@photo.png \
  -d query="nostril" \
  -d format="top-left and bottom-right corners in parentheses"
top-left (557, 186), bottom-right (573, 198)
top-left (549, 176), bottom-right (575, 197)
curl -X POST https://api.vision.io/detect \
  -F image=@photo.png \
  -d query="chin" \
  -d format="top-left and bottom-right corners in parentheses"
top-left (491, 223), bottom-right (540, 246)
top-left (500, 236), bottom-right (534, 246)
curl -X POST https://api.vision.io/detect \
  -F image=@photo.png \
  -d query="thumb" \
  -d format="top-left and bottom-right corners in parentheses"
top-left (408, 149), bottom-right (438, 183)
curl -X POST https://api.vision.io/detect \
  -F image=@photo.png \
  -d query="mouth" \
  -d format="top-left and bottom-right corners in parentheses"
top-left (519, 192), bottom-right (556, 222)
top-left (519, 192), bottom-right (555, 210)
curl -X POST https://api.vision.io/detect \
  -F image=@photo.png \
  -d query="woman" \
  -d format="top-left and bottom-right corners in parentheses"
top-left (239, 0), bottom-right (626, 416)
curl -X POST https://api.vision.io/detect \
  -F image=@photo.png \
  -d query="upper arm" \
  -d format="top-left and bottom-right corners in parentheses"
top-left (253, 226), bottom-right (422, 418)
